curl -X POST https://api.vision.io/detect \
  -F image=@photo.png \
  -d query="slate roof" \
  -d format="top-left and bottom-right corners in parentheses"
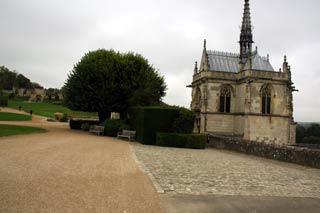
top-left (206, 50), bottom-right (274, 72)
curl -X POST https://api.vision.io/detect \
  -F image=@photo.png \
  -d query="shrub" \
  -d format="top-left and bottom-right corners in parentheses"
top-left (156, 132), bottom-right (206, 149)
top-left (101, 119), bottom-right (129, 137)
top-left (129, 106), bottom-right (195, 145)
top-left (172, 107), bottom-right (195, 133)
top-left (69, 119), bottom-right (99, 130)
top-left (0, 96), bottom-right (8, 107)
top-left (54, 112), bottom-right (63, 121)
top-left (302, 136), bottom-right (320, 144)
top-left (129, 107), bottom-right (179, 145)
top-left (60, 114), bottom-right (68, 122)
top-left (8, 93), bottom-right (15, 99)
top-left (81, 123), bottom-right (91, 131)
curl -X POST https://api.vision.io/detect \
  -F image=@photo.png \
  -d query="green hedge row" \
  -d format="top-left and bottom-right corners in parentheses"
top-left (69, 119), bottom-right (100, 130)
top-left (129, 106), bottom-right (195, 145)
top-left (156, 133), bottom-right (206, 149)
top-left (129, 107), bottom-right (179, 145)
top-left (101, 119), bottom-right (129, 137)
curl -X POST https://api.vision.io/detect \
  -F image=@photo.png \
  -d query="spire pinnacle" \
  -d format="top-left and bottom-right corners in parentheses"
top-left (283, 55), bottom-right (289, 73)
top-left (203, 39), bottom-right (207, 50)
top-left (239, 0), bottom-right (254, 65)
top-left (194, 61), bottom-right (198, 74)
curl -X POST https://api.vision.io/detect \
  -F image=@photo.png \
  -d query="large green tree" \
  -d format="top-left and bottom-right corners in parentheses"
top-left (63, 49), bottom-right (166, 122)
top-left (0, 66), bottom-right (33, 91)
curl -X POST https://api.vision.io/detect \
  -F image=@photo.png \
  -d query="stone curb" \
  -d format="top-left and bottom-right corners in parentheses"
top-left (130, 143), bottom-right (165, 194)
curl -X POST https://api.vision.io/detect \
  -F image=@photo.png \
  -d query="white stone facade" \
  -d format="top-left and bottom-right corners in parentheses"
top-left (190, 0), bottom-right (296, 145)
top-left (191, 55), bottom-right (296, 145)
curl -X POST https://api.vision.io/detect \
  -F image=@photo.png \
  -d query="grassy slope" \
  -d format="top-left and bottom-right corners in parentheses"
top-left (8, 100), bottom-right (97, 118)
top-left (0, 112), bottom-right (31, 121)
top-left (0, 124), bottom-right (47, 137)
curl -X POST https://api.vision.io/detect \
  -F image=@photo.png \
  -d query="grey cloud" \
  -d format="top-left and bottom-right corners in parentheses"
top-left (0, 0), bottom-right (319, 121)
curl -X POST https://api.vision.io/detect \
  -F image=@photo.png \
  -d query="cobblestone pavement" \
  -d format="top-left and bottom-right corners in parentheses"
top-left (132, 143), bottom-right (320, 198)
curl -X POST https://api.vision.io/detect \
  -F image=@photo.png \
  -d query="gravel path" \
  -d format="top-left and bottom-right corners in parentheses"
top-left (0, 108), bottom-right (164, 213)
top-left (132, 143), bottom-right (320, 198)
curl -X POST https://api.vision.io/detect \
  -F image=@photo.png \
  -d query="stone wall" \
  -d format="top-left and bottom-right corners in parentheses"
top-left (208, 135), bottom-right (320, 169)
top-left (246, 115), bottom-right (290, 145)
top-left (206, 114), bottom-right (234, 134)
top-left (191, 68), bottom-right (296, 145)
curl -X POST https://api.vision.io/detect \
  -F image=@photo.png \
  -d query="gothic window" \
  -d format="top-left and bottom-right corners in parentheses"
top-left (194, 87), bottom-right (201, 110)
top-left (219, 86), bottom-right (231, 113)
top-left (261, 85), bottom-right (271, 114)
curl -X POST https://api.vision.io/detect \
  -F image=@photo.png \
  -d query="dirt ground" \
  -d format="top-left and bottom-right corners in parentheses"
top-left (0, 108), bottom-right (164, 212)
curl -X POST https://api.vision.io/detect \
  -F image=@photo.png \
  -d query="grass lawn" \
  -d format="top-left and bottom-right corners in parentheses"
top-left (0, 124), bottom-right (47, 137)
top-left (0, 112), bottom-right (31, 121)
top-left (8, 100), bottom-right (97, 118)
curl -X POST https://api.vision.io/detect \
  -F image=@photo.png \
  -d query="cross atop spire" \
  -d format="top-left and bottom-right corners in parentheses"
top-left (239, 0), bottom-right (254, 65)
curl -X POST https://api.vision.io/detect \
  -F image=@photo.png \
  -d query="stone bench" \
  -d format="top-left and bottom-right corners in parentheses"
top-left (117, 130), bottom-right (136, 141)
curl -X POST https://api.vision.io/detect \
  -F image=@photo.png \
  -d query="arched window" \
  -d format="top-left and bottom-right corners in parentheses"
top-left (194, 87), bottom-right (201, 110)
top-left (219, 86), bottom-right (231, 113)
top-left (261, 85), bottom-right (272, 114)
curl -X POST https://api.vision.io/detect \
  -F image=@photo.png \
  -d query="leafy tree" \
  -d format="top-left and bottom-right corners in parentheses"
top-left (63, 49), bottom-right (166, 122)
top-left (31, 82), bottom-right (43, 89)
top-left (16, 74), bottom-right (32, 88)
top-left (45, 88), bottom-right (61, 101)
top-left (296, 124), bottom-right (306, 143)
top-left (0, 66), bottom-right (36, 92)
top-left (306, 123), bottom-right (320, 137)
top-left (0, 66), bottom-right (17, 90)
top-left (45, 88), bottom-right (55, 100)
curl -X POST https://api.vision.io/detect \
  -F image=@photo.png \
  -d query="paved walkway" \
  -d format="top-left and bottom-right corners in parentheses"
top-left (132, 143), bottom-right (320, 198)
top-left (0, 108), bottom-right (164, 212)
top-left (2, 107), bottom-right (320, 212)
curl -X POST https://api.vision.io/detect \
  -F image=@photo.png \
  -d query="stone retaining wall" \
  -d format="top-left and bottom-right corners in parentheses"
top-left (208, 135), bottom-right (320, 169)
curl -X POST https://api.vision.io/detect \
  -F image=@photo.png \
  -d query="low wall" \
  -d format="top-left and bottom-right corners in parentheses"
top-left (208, 135), bottom-right (320, 169)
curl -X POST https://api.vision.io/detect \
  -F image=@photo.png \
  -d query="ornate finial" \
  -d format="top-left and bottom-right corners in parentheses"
top-left (267, 54), bottom-right (269, 61)
top-left (194, 61), bottom-right (198, 74)
top-left (283, 55), bottom-right (289, 73)
top-left (204, 39), bottom-right (207, 50)
top-left (255, 46), bottom-right (258, 52)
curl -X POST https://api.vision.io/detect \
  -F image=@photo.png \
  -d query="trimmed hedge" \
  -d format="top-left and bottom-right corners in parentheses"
top-left (208, 135), bottom-right (320, 168)
top-left (101, 119), bottom-right (129, 137)
top-left (69, 119), bottom-right (100, 130)
top-left (172, 107), bottom-right (195, 133)
top-left (129, 107), bottom-right (179, 145)
top-left (0, 96), bottom-right (8, 106)
top-left (129, 106), bottom-right (195, 145)
top-left (156, 133), bottom-right (206, 149)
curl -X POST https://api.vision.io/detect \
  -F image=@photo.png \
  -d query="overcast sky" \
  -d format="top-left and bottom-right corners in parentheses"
top-left (0, 0), bottom-right (319, 122)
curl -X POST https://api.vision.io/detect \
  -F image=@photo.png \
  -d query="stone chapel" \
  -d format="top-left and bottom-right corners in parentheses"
top-left (190, 0), bottom-right (297, 145)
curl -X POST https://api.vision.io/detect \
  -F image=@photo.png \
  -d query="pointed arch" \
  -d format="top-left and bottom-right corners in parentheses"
top-left (193, 87), bottom-right (202, 110)
top-left (260, 84), bottom-right (274, 114)
top-left (219, 85), bottom-right (233, 113)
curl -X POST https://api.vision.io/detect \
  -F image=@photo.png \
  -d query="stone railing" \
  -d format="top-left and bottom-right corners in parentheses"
top-left (208, 134), bottom-right (320, 169)
top-left (193, 70), bottom-right (288, 83)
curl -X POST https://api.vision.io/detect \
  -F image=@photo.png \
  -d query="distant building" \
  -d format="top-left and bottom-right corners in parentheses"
top-left (190, 0), bottom-right (296, 145)
top-left (16, 86), bottom-right (45, 102)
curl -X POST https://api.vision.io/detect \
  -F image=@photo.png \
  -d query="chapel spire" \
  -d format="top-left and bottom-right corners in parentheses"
top-left (239, 0), bottom-right (254, 65)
